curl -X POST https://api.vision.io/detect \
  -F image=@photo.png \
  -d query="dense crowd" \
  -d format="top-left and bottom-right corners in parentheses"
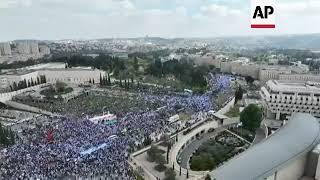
top-left (0, 74), bottom-right (233, 179)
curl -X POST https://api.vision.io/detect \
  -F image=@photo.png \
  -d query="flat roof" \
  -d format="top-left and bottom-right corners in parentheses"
top-left (211, 113), bottom-right (320, 180)
top-left (266, 80), bottom-right (320, 94)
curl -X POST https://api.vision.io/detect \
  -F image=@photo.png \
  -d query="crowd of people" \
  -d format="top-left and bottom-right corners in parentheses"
top-left (0, 74), bottom-right (233, 179)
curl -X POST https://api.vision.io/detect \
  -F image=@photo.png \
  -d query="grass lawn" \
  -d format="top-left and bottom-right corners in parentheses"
top-left (179, 112), bottom-right (191, 121)
top-left (142, 75), bottom-right (186, 90)
top-left (225, 104), bottom-right (240, 118)
top-left (190, 131), bottom-right (249, 171)
top-left (230, 128), bottom-right (255, 142)
top-left (190, 140), bottom-right (235, 171)
top-left (40, 87), bottom-right (73, 97)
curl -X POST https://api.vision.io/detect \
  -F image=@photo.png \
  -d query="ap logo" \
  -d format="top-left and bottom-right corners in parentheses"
top-left (251, 0), bottom-right (275, 28)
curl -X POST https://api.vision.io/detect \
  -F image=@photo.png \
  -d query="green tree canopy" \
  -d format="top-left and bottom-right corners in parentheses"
top-left (240, 104), bottom-right (263, 132)
top-left (205, 174), bottom-right (212, 180)
top-left (190, 154), bottom-right (215, 171)
top-left (0, 123), bottom-right (15, 146)
top-left (234, 86), bottom-right (244, 105)
top-left (55, 81), bottom-right (67, 93)
top-left (164, 169), bottom-right (176, 180)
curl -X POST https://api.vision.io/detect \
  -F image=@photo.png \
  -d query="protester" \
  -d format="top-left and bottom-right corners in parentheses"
top-left (0, 74), bottom-right (232, 179)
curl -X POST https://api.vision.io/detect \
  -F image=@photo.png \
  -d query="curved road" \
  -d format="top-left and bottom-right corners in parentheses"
top-left (179, 128), bottom-right (226, 168)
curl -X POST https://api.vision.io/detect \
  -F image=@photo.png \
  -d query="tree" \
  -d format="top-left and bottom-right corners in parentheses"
top-left (133, 57), bottom-right (139, 71)
top-left (166, 143), bottom-right (171, 163)
top-left (37, 77), bottom-right (40, 85)
top-left (12, 82), bottom-right (17, 91)
top-left (143, 137), bottom-right (152, 146)
top-left (205, 174), bottom-right (212, 180)
top-left (240, 104), bottom-right (263, 132)
top-left (245, 76), bottom-right (255, 84)
top-left (164, 169), bottom-right (176, 180)
top-left (31, 78), bottom-right (34, 86)
top-left (43, 75), bottom-right (47, 83)
top-left (108, 73), bottom-right (111, 84)
top-left (186, 169), bottom-right (189, 179)
top-left (190, 154), bottom-right (215, 171)
top-left (0, 123), bottom-right (15, 146)
top-left (154, 155), bottom-right (167, 172)
top-left (23, 79), bottom-right (27, 88)
top-left (147, 145), bottom-right (161, 162)
top-left (55, 81), bottom-right (67, 93)
top-left (234, 86), bottom-right (244, 105)
top-left (99, 73), bottom-right (103, 85)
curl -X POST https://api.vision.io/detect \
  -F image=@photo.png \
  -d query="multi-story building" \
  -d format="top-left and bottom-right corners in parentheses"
top-left (259, 66), bottom-right (292, 83)
top-left (16, 41), bottom-right (39, 54)
top-left (0, 71), bottom-right (40, 89)
top-left (260, 80), bottom-right (320, 120)
top-left (290, 61), bottom-right (310, 74)
top-left (17, 41), bottom-right (31, 54)
top-left (39, 69), bottom-right (105, 85)
top-left (39, 45), bottom-right (50, 55)
top-left (0, 63), bottom-right (106, 89)
top-left (231, 63), bottom-right (260, 79)
top-left (30, 42), bottom-right (40, 54)
top-left (0, 42), bottom-right (12, 56)
top-left (279, 73), bottom-right (320, 82)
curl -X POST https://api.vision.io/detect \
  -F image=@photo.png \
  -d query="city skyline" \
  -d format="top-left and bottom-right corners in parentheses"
top-left (1, 0), bottom-right (319, 41)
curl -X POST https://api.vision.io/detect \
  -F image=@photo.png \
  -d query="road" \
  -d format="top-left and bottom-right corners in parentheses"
top-left (252, 128), bottom-right (266, 145)
top-left (179, 128), bottom-right (226, 169)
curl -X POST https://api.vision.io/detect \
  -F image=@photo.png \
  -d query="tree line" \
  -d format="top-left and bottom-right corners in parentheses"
top-left (10, 75), bottom-right (47, 92)
top-left (0, 123), bottom-right (15, 147)
top-left (53, 54), bottom-right (126, 76)
top-left (146, 59), bottom-right (211, 91)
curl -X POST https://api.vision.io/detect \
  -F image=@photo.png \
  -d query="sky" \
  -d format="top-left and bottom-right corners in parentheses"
top-left (0, 0), bottom-right (320, 41)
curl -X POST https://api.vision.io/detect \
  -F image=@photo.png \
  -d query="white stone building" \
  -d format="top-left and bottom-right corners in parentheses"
top-left (260, 80), bottom-right (320, 120)
top-left (0, 71), bottom-right (40, 89)
top-left (30, 42), bottom-right (40, 54)
top-left (39, 69), bottom-right (104, 84)
top-left (259, 66), bottom-right (292, 83)
top-left (17, 41), bottom-right (31, 54)
top-left (279, 74), bottom-right (320, 82)
top-left (39, 46), bottom-right (50, 55)
top-left (17, 41), bottom-right (39, 55)
top-left (0, 42), bottom-right (12, 56)
top-left (0, 63), bottom-right (106, 89)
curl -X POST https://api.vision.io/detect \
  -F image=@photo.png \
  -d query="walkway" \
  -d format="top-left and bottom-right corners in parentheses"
top-left (252, 128), bottom-right (266, 145)
top-left (5, 101), bottom-right (58, 117)
top-left (225, 129), bottom-right (252, 145)
top-left (179, 128), bottom-right (225, 168)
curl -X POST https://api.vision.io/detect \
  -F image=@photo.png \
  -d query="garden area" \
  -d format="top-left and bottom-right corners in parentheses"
top-left (224, 104), bottom-right (241, 118)
top-left (190, 131), bottom-right (249, 171)
top-left (229, 127), bottom-right (255, 142)
top-left (40, 81), bottom-right (73, 98)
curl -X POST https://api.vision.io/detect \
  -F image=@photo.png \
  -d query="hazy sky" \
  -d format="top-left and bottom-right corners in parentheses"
top-left (0, 0), bottom-right (319, 41)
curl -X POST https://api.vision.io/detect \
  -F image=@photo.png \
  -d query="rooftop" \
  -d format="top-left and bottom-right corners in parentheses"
top-left (211, 113), bottom-right (320, 180)
top-left (266, 80), bottom-right (320, 94)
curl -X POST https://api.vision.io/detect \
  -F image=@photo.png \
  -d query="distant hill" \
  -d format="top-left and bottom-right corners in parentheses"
top-left (215, 34), bottom-right (320, 50)
top-left (9, 33), bottom-right (320, 51)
